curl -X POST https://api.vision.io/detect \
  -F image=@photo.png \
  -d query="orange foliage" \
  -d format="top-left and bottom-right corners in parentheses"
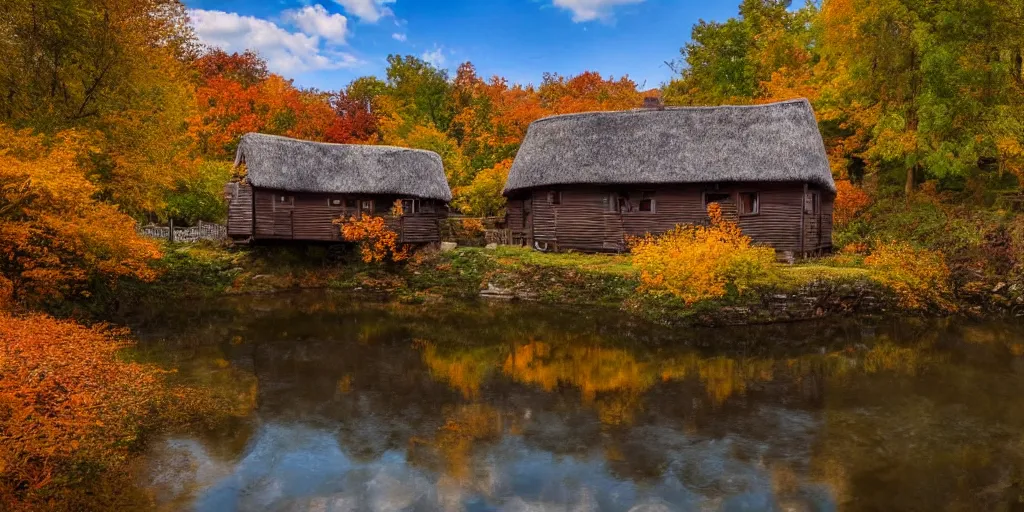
top-left (460, 218), bottom-right (485, 235)
top-left (0, 312), bottom-right (254, 509)
top-left (189, 71), bottom-right (339, 158)
top-left (0, 313), bottom-right (158, 507)
top-left (864, 241), bottom-right (953, 312)
top-left (335, 208), bottom-right (411, 264)
top-left (833, 180), bottom-right (871, 226)
top-left (629, 203), bottom-right (778, 304)
top-left (0, 125), bottom-right (161, 306)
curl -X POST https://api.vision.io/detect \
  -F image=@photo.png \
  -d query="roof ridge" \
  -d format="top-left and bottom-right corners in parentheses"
top-left (240, 133), bottom-right (439, 155)
top-left (527, 98), bottom-right (811, 126)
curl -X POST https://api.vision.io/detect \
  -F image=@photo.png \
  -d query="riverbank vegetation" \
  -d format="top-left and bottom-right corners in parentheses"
top-left (0, 312), bottom-right (252, 510)
top-left (0, 0), bottom-right (1022, 507)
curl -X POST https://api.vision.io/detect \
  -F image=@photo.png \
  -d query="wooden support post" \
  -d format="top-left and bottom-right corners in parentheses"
top-left (169, 218), bottom-right (175, 243)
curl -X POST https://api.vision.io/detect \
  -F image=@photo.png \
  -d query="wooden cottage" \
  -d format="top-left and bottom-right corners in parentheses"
top-left (503, 99), bottom-right (835, 256)
top-left (224, 133), bottom-right (452, 244)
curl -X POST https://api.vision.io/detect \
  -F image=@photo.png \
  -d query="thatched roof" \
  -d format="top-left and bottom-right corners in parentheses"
top-left (235, 133), bottom-right (452, 202)
top-left (504, 99), bottom-right (834, 195)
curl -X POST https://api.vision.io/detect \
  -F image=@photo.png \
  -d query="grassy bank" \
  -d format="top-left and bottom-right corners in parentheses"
top-left (102, 242), bottom-right (922, 326)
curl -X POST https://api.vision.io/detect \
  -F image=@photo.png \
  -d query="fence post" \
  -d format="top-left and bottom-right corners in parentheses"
top-left (168, 218), bottom-right (175, 243)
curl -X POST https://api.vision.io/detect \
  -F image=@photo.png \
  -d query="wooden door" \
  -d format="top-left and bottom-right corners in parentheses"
top-left (603, 193), bottom-right (624, 252)
top-left (273, 194), bottom-right (294, 238)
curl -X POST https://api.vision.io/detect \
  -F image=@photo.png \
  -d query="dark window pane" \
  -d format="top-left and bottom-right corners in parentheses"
top-left (704, 192), bottom-right (730, 205)
top-left (739, 192), bottom-right (758, 215)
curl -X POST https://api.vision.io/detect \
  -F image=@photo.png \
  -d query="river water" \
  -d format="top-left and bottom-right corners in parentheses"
top-left (127, 292), bottom-right (1024, 511)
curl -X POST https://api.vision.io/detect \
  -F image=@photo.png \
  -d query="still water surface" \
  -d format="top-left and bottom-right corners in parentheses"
top-left (128, 292), bottom-right (1024, 511)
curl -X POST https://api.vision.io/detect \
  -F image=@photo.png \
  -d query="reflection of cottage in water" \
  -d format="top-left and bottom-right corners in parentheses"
top-left (503, 99), bottom-right (835, 255)
top-left (225, 133), bottom-right (452, 244)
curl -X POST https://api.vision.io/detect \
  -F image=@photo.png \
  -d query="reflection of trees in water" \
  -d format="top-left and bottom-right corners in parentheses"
top-left (131, 294), bottom-right (1024, 509)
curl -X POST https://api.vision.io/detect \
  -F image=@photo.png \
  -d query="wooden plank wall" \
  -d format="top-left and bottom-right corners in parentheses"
top-left (293, 194), bottom-right (344, 241)
top-left (738, 186), bottom-right (803, 254)
top-left (254, 189), bottom-right (276, 238)
top-left (250, 188), bottom-right (443, 243)
top-left (509, 183), bottom-right (834, 255)
top-left (225, 183), bottom-right (254, 238)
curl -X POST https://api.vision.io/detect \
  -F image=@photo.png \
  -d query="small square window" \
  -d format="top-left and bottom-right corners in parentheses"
top-left (401, 199), bottom-right (418, 214)
top-left (638, 191), bottom-right (655, 212)
top-left (548, 191), bottom-right (561, 205)
top-left (738, 192), bottom-right (758, 215)
top-left (330, 198), bottom-right (342, 206)
top-left (345, 199), bottom-right (358, 209)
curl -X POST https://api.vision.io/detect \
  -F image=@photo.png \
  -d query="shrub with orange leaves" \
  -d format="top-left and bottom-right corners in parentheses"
top-left (864, 241), bottom-right (954, 312)
top-left (833, 180), bottom-right (871, 226)
top-left (0, 313), bottom-right (152, 507)
top-left (0, 311), bottom-right (254, 509)
top-left (461, 218), bottom-right (485, 235)
top-left (629, 204), bottom-right (779, 305)
top-left (0, 125), bottom-right (161, 307)
top-left (334, 209), bottom-right (411, 264)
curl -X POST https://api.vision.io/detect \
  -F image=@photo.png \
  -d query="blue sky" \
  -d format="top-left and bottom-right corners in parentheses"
top-left (185, 0), bottom-right (741, 91)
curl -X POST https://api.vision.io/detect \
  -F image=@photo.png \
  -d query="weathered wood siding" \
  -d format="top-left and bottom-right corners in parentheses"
top-left (225, 183), bottom-right (254, 239)
top-left (246, 187), bottom-right (445, 243)
top-left (508, 182), bottom-right (833, 255)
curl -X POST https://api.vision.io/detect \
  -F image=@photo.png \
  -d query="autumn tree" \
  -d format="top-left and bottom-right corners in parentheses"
top-left (663, 0), bottom-right (818, 106)
top-left (385, 55), bottom-right (454, 132)
top-left (0, 126), bottom-right (161, 307)
top-left (452, 158), bottom-right (513, 216)
top-left (817, 0), bottom-right (1024, 195)
top-left (0, 0), bottom-right (199, 217)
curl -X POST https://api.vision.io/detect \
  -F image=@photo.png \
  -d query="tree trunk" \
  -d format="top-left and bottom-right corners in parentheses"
top-left (905, 164), bottom-right (914, 197)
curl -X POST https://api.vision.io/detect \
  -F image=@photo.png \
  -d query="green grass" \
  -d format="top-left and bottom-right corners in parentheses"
top-left (488, 246), bottom-right (636, 275)
top-left (779, 264), bottom-right (872, 285)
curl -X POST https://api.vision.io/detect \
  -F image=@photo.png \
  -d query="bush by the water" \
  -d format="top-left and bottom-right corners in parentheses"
top-left (629, 204), bottom-right (778, 305)
top-left (0, 311), bottom-right (252, 510)
top-left (863, 241), bottom-right (954, 312)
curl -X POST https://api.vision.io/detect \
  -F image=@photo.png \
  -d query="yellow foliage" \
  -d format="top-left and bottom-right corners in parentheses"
top-left (0, 125), bottom-right (161, 306)
top-left (629, 204), bottom-right (779, 304)
top-left (864, 241), bottom-right (954, 312)
top-left (334, 213), bottom-right (410, 264)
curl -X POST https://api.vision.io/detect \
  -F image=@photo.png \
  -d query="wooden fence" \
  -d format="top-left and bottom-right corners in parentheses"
top-left (137, 220), bottom-right (227, 243)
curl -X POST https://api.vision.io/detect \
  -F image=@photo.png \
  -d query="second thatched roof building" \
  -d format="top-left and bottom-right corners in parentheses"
top-left (225, 133), bottom-right (451, 244)
top-left (503, 98), bottom-right (835, 255)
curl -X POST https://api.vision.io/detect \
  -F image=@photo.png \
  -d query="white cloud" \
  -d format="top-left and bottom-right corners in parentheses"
top-left (421, 46), bottom-right (445, 68)
top-left (391, 32), bottom-right (407, 42)
top-left (283, 5), bottom-right (348, 43)
top-left (552, 0), bottom-right (645, 22)
top-left (189, 8), bottom-right (360, 73)
top-left (333, 0), bottom-right (396, 23)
